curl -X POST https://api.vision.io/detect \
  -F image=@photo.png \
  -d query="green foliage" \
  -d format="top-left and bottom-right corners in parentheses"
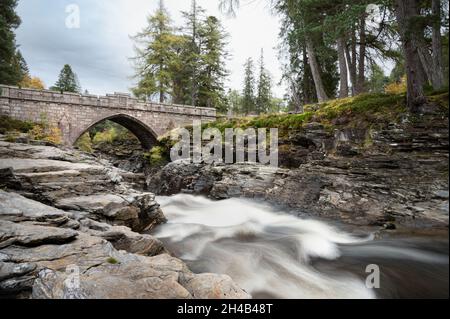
top-left (132, 0), bottom-right (229, 110)
top-left (256, 50), bottom-right (272, 114)
top-left (0, 115), bottom-right (34, 134)
top-left (144, 145), bottom-right (167, 166)
top-left (75, 133), bottom-right (93, 153)
top-left (202, 92), bottom-right (450, 136)
top-left (0, 0), bottom-right (27, 86)
top-left (106, 257), bottom-right (119, 265)
top-left (368, 64), bottom-right (389, 93)
top-left (132, 2), bottom-right (182, 102)
top-left (241, 58), bottom-right (256, 114)
top-left (0, 115), bottom-right (62, 145)
top-left (50, 64), bottom-right (81, 93)
top-left (196, 16), bottom-right (229, 111)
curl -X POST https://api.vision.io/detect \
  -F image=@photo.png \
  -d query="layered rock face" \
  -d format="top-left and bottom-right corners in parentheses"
top-left (148, 116), bottom-right (449, 230)
top-left (0, 137), bottom-right (250, 299)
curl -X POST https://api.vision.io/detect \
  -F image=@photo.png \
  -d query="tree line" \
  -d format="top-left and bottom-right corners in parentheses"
top-left (221, 0), bottom-right (449, 113)
top-left (132, 0), bottom-right (229, 112)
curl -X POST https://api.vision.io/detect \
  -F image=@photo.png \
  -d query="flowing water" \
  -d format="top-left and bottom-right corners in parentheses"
top-left (153, 194), bottom-right (449, 299)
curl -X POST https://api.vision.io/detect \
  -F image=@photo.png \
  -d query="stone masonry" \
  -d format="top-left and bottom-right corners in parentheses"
top-left (0, 85), bottom-right (216, 149)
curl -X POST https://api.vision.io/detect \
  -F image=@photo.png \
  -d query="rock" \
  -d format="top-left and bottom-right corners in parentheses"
top-left (80, 219), bottom-right (165, 256)
top-left (55, 193), bottom-right (166, 232)
top-left (180, 273), bottom-right (251, 299)
top-left (0, 221), bottom-right (78, 248)
top-left (147, 117), bottom-right (449, 230)
top-left (0, 187), bottom-right (248, 299)
top-left (30, 253), bottom-right (249, 299)
top-left (0, 190), bottom-right (74, 228)
top-left (0, 262), bottom-right (37, 281)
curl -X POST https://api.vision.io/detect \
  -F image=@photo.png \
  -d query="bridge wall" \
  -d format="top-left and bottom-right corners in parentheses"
top-left (0, 85), bottom-right (216, 147)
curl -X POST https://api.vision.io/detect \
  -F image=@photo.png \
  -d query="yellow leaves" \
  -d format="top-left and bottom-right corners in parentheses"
top-left (19, 75), bottom-right (46, 90)
top-left (385, 76), bottom-right (407, 94)
top-left (75, 133), bottom-right (93, 153)
top-left (29, 123), bottom-right (62, 145)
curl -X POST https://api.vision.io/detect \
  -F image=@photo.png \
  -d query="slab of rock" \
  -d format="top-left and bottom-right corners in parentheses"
top-left (0, 221), bottom-right (78, 248)
top-left (55, 193), bottom-right (166, 232)
top-left (80, 218), bottom-right (165, 256)
top-left (0, 190), bottom-right (74, 228)
top-left (31, 254), bottom-right (250, 299)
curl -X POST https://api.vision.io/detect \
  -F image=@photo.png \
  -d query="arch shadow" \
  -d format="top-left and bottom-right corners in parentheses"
top-left (75, 114), bottom-right (159, 150)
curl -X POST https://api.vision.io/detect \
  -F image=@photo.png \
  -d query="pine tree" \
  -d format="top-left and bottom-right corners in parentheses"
top-left (131, 0), bottom-right (181, 102)
top-left (256, 49), bottom-right (272, 114)
top-left (0, 0), bottom-right (25, 86)
top-left (242, 58), bottom-right (256, 115)
top-left (197, 16), bottom-right (229, 111)
top-left (51, 64), bottom-right (81, 93)
top-left (181, 0), bottom-right (206, 105)
top-left (15, 50), bottom-right (29, 77)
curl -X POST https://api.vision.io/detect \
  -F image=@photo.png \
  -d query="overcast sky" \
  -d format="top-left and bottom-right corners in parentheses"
top-left (16, 0), bottom-right (285, 98)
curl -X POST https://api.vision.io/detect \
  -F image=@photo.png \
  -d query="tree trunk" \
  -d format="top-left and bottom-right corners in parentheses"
top-left (337, 37), bottom-right (349, 98)
top-left (305, 38), bottom-right (328, 103)
top-left (418, 46), bottom-right (433, 85)
top-left (345, 42), bottom-right (356, 96)
top-left (432, 0), bottom-right (444, 89)
top-left (350, 28), bottom-right (358, 95)
top-left (356, 15), bottom-right (366, 95)
top-left (395, 0), bottom-right (427, 113)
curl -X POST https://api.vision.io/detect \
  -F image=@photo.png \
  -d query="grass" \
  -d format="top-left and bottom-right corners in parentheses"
top-left (202, 91), bottom-right (448, 134)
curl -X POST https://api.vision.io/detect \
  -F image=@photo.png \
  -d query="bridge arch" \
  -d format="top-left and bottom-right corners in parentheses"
top-left (72, 114), bottom-right (159, 150)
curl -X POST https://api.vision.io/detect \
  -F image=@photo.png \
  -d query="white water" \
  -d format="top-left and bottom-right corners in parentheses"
top-left (154, 194), bottom-right (449, 299)
top-left (155, 194), bottom-right (377, 299)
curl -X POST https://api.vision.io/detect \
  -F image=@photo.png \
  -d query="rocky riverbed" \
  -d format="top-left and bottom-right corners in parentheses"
top-left (0, 136), bottom-right (250, 299)
top-left (148, 117), bottom-right (449, 232)
top-left (0, 109), bottom-right (448, 299)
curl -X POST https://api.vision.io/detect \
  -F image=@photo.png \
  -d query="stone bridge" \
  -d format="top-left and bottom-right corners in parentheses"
top-left (0, 85), bottom-right (216, 149)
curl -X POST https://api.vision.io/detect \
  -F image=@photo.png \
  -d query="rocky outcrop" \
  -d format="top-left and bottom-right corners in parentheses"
top-left (0, 139), bottom-right (165, 232)
top-left (0, 138), bottom-right (250, 299)
top-left (148, 116), bottom-right (449, 230)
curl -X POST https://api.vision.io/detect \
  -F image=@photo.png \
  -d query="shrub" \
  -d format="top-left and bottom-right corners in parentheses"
top-left (385, 76), bottom-right (407, 94)
top-left (75, 132), bottom-right (93, 153)
top-left (29, 123), bottom-right (63, 145)
top-left (0, 115), bottom-right (34, 134)
top-left (146, 146), bottom-right (166, 165)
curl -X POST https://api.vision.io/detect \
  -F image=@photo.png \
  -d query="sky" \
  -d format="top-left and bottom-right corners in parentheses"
top-left (16, 0), bottom-right (286, 98)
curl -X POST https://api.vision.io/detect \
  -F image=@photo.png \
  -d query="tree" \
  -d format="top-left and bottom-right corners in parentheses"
top-left (256, 49), bottom-right (272, 114)
top-left (431, 0), bottom-right (445, 89)
top-left (0, 0), bottom-right (25, 86)
top-left (242, 58), bottom-right (256, 115)
top-left (368, 64), bottom-right (389, 93)
top-left (227, 89), bottom-right (242, 114)
top-left (51, 64), bottom-right (81, 93)
top-left (394, 0), bottom-right (427, 112)
top-left (197, 16), bottom-right (229, 110)
top-left (181, 0), bottom-right (206, 106)
top-left (20, 75), bottom-right (45, 90)
top-left (15, 50), bottom-right (29, 77)
top-left (131, 0), bottom-right (180, 102)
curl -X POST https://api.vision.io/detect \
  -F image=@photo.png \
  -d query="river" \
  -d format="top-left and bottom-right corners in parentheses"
top-left (153, 194), bottom-right (449, 299)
